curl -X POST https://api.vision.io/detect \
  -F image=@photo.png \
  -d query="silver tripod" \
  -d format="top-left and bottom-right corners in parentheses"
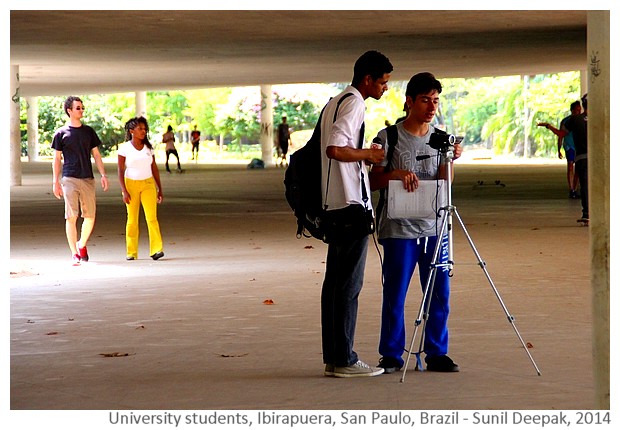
top-left (400, 144), bottom-right (541, 383)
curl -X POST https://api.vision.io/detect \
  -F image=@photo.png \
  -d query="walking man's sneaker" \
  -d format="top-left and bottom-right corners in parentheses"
top-left (76, 242), bottom-right (89, 262)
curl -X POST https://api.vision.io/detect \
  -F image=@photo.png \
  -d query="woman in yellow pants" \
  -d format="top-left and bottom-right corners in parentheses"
top-left (117, 117), bottom-right (164, 260)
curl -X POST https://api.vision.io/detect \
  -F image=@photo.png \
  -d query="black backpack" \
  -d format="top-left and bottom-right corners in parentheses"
top-left (284, 93), bottom-right (355, 241)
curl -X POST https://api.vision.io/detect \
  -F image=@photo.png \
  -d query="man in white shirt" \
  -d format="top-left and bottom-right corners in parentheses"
top-left (320, 50), bottom-right (392, 378)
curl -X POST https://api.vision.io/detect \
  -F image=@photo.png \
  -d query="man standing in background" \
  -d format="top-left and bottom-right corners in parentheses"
top-left (276, 115), bottom-right (292, 167)
top-left (191, 124), bottom-right (201, 161)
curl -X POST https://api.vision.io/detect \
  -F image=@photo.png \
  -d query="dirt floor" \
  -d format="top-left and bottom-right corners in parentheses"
top-left (8, 158), bottom-right (598, 417)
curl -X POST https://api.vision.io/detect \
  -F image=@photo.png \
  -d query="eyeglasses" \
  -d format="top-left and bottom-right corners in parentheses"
top-left (73, 107), bottom-right (85, 111)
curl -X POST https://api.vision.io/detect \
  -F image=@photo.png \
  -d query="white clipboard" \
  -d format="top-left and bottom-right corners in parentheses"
top-left (386, 179), bottom-right (447, 219)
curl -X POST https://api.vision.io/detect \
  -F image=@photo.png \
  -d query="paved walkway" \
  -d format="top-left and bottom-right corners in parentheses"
top-left (8, 160), bottom-right (595, 416)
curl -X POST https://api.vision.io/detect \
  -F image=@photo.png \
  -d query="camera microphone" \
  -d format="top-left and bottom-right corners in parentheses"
top-left (371, 136), bottom-right (383, 150)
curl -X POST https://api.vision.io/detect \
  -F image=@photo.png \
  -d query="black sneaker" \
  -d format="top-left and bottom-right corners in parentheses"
top-left (150, 251), bottom-right (164, 260)
top-left (425, 355), bottom-right (460, 372)
top-left (378, 357), bottom-right (402, 374)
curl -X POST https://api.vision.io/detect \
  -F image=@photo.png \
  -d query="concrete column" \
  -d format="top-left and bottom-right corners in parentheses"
top-left (135, 91), bottom-right (147, 117)
top-left (580, 69), bottom-right (588, 96)
top-left (26, 96), bottom-right (39, 162)
top-left (260, 85), bottom-right (274, 167)
top-left (10, 65), bottom-right (22, 186)
top-left (587, 10), bottom-right (610, 410)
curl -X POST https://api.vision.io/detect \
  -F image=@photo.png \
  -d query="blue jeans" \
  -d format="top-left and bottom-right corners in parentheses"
top-left (575, 158), bottom-right (588, 218)
top-left (379, 236), bottom-right (450, 367)
top-left (321, 235), bottom-right (369, 367)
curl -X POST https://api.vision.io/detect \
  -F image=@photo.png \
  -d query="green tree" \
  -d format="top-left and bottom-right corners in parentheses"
top-left (481, 77), bottom-right (524, 155)
top-left (26, 94), bottom-right (132, 157)
top-left (442, 77), bottom-right (499, 145)
top-left (526, 72), bottom-right (581, 156)
top-left (365, 81), bottom-right (408, 139)
top-left (472, 72), bottom-right (580, 157)
top-left (28, 96), bottom-right (65, 156)
top-left (23, 73), bottom-right (582, 161)
top-left (273, 94), bottom-right (320, 133)
top-left (185, 87), bottom-right (232, 139)
top-left (215, 89), bottom-right (262, 151)
top-left (147, 91), bottom-right (190, 135)
top-left (83, 93), bottom-right (134, 155)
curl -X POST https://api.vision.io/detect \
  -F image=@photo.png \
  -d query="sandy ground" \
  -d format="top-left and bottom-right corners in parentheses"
top-left (8, 158), bottom-right (598, 418)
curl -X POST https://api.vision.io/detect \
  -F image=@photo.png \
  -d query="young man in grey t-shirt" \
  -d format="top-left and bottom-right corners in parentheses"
top-left (370, 72), bottom-right (462, 374)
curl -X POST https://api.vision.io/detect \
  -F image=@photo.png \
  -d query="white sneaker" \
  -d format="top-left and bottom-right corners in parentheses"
top-left (333, 360), bottom-right (384, 378)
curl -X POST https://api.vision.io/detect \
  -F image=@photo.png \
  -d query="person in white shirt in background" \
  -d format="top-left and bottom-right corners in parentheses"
top-left (162, 124), bottom-right (182, 173)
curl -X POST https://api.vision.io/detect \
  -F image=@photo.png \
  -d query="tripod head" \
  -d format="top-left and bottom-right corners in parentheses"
top-left (428, 132), bottom-right (463, 162)
top-left (430, 133), bottom-right (463, 276)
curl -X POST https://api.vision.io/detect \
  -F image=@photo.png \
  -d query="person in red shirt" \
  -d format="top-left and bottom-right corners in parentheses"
top-left (190, 125), bottom-right (201, 160)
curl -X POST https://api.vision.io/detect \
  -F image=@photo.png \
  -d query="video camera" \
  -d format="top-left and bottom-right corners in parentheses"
top-left (428, 131), bottom-right (463, 152)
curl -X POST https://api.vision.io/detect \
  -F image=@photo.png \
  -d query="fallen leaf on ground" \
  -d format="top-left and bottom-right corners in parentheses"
top-left (99, 352), bottom-right (135, 357)
top-left (263, 299), bottom-right (274, 305)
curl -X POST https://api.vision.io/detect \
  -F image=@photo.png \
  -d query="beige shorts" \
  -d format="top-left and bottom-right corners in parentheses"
top-left (61, 177), bottom-right (96, 219)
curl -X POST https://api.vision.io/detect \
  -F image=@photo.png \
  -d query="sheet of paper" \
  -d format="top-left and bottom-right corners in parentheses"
top-left (386, 179), bottom-right (447, 219)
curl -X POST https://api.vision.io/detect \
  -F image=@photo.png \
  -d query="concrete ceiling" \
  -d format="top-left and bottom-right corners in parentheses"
top-left (11, 10), bottom-right (588, 97)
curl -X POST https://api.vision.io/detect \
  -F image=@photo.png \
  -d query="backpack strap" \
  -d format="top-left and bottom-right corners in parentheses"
top-left (333, 93), bottom-right (354, 122)
top-left (376, 124), bottom-right (399, 224)
top-left (384, 124), bottom-right (398, 172)
top-left (309, 92), bottom-right (354, 149)
top-left (324, 93), bottom-right (359, 209)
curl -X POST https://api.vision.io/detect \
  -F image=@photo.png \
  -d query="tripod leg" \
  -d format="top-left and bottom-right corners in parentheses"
top-left (413, 264), bottom-right (439, 373)
top-left (401, 264), bottom-right (437, 382)
top-left (453, 209), bottom-right (541, 376)
top-left (400, 211), bottom-right (449, 383)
